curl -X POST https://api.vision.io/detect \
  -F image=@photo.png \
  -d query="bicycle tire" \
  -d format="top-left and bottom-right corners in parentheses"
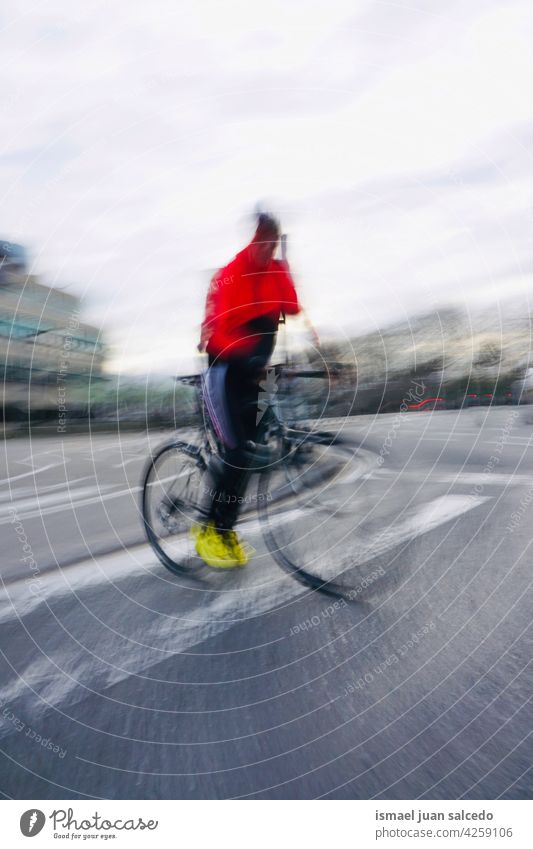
top-left (142, 439), bottom-right (207, 575)
top-left (257, 431), bottom-right (374, 600)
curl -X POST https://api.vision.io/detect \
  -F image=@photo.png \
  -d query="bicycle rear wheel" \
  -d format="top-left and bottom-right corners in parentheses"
top-left (142, 440), bottom-right (207, 574)
top-left (258, 429), bottom-right (375, 599)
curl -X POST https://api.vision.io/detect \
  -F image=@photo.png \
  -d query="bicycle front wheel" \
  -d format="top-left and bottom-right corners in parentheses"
top-left (142, 440), bottom-right (207, 574)
top-left (258, 429), bottom-right (375, 599)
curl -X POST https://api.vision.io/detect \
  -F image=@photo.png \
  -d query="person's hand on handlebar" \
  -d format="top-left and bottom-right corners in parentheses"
top-left (300, 307), bottom-right (320, 349)
top-left (308, 325), bottom-right (320, 350)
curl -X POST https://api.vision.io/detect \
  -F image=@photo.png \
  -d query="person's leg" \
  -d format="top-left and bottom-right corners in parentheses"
top-left (209, 362), bottom-right (258, 531)
top-left (195, 361), bottom-right (260, 566)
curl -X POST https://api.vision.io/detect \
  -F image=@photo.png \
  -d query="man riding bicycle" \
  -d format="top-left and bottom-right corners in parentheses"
top-left (195, 211), bottom-right (306, 568)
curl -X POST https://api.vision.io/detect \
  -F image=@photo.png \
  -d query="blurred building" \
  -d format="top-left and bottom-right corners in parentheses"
top-left (1, 240), bottom-right (105, 421)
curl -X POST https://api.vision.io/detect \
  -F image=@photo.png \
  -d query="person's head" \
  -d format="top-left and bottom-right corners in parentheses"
top-left (249, 212), bottom-right (280, 269)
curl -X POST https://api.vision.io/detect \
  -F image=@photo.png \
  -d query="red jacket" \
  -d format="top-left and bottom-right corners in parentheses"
top-left (201, 245), bottom-right (301, 359)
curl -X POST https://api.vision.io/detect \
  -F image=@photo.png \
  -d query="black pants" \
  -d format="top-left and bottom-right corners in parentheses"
top-left (206, 359), bottom-right (260, 531)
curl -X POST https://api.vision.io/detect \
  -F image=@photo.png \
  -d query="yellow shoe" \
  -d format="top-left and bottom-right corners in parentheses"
top-left (194, 523), bottom-right (242, 569)
top-left (190, 523), bottom-right (201, 540)
top-left (224, 530), bottom-right (255, 566)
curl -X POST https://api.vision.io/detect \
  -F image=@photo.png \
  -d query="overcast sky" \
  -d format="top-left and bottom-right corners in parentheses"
top-left (1, 0), bottom-right (532, 375)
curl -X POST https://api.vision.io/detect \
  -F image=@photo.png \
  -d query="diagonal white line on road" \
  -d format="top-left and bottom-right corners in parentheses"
top-left (318, 495), bottom-right (491, 579)
top-left (0, 494), bottom-right (492, 726)
top-left (0, 463), bottom-right (61, 486)
top-left (0, 485), bottom-right (142, 525)
top-left (1, 485), bottom-right (117, 520)
top-left (0, 476), bottom-right (94, 504)
top-left (0, 496), bottom-right (490, 626)
top-left (435, 472), bottom-right (533, 487)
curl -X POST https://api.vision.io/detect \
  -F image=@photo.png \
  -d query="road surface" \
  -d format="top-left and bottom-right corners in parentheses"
top-left (0, 407), bottom-right (531, 799)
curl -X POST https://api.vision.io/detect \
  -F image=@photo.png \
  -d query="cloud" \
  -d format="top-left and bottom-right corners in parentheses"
top-left (1, 0), bottom-right (532, 374)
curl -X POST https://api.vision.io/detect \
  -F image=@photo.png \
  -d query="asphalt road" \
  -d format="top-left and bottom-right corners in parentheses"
top-left (0, 407), bottom-right (531, 799)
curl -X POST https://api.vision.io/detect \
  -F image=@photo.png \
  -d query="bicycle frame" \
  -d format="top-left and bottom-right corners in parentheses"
top-left (176, 363), bottom-right (336, 474)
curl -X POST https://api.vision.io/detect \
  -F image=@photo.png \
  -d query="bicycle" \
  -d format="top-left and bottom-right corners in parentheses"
top-left (141, 363), bottom-right (373, 599)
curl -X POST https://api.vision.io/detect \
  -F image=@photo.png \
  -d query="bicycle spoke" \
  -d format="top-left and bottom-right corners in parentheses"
top-left (142, 441), bottom-right (206, 574)
top-left (259, 434), bottom-right (371, 599)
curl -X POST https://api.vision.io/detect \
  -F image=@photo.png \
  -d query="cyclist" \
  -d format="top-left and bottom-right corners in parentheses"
top-left (195, 212), bottom-right (303, 568)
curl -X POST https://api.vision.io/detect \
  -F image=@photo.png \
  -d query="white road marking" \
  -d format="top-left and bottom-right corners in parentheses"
top-left (362, 469), bottom-right (533, 488)
top-left (409, 436), bottom-right (463, 443)
top-left (112, 456), bottom-right (143, 468)
top-left (334, 450), bottom-right (378, 484)
top-left (436, 472), bottom-right (533, 487)
top-left (15, 450), bottom-right (67, 469)
top-left (389, 495), bottom-right (489, 541)
top-left (0, 485), bottom-right (142, 525)
top-left (0, 476), bottom-right (94, 504)
top-left (0, 495), bottom-right (488, 623)
top-left (0, 493), bottom-right (491, 722)
top-left (362, 468), bottom-right (396, 480)
top-left (321, 495), bottom-right (490, 579)
top-left (0, 463), bottom-right (60, 486)
top-left (2, 485), bottom-right (116, 519)
top-left (485, 439), bottom-right (533, 448)
top-left (1, 452), bottom-right (517, 531)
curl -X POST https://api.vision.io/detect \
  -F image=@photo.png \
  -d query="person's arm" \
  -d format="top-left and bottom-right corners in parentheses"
top-left (275, 260), bottom-right (320, 346)
top-left (300, 306), bottom-right (320, 348)
top-left (275, 260), bottom-right (301, 316)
